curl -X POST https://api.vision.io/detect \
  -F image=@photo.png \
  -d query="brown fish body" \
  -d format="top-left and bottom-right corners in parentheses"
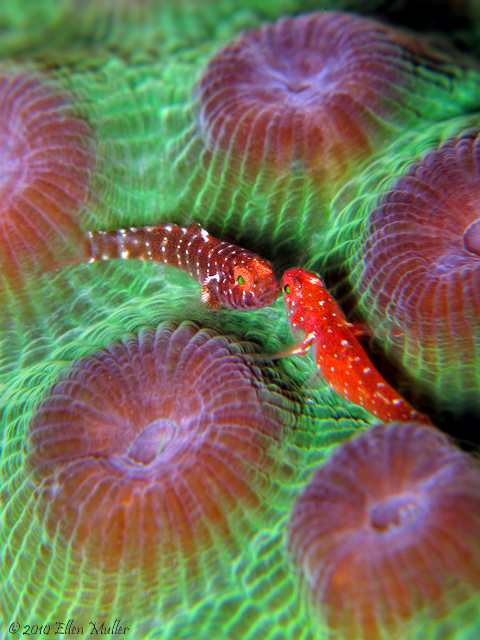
top-left (86, 223), bottom-right (280, 310)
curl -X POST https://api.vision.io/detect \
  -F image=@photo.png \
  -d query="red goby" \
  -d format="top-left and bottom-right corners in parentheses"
top-left (85, 223), bottom-right (280, 310)
top-left (280, 267), bottom-right (432, 424)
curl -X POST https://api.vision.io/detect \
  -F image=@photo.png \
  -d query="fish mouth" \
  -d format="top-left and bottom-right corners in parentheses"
top-left (258, 283), bottom-right (281, 304)
top-left (235, 283), bottom-right (280, 310)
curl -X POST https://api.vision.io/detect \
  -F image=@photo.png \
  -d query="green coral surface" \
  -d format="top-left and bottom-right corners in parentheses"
top-left (1, 1), bottom-right (479, 639)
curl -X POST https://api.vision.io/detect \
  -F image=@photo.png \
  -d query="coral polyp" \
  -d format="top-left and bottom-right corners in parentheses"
top-left (198, 11), bottom-right (478, 180)
top-left (346, 129), bottom-right (480, 415)
top-left (288, 421), bottom-right (480, 640)
top-left (27, 323), bottom-right (288, 575)
top-left (0, 68), bottom-right (94, 283)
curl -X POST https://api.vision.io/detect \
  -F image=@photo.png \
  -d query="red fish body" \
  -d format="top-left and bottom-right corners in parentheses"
top-left (281, 267), bottom-right (432, 424)
top-left (85, 223), bottom-right (280, 310)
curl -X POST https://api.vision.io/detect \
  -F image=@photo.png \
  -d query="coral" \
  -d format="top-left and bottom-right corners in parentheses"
top-left (289, 421), bottom-right (480, 640)
top-left (1, 3), bottom-right (480, 639)
top-left (27, 323), bottom-right (289, 575)
top-left (168, 10), bottom-right (480, 262)
top-left (0, 300), bottom-right (367, 634)
top-left (341, 129), bottom-right (480, 416)
top-left (0, 68), bottom-right (94, 283)
top-left (197, 11), bottom-right (479, 180)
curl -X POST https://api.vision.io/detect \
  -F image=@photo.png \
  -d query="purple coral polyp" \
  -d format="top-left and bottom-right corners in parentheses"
top-left (0, 68), bottom-right (93, 280)
top-left (288, 421), bottom-right (480, 640)
top-left (360, 130), bottom-right (480, 350)
top-left (28, 323), bottom-right (288, 574)
top-left (198, 12), bottom-right (460, 178)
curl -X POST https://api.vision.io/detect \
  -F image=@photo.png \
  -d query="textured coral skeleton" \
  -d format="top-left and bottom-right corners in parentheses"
top-left (1, 3), bottom-right (479, 640)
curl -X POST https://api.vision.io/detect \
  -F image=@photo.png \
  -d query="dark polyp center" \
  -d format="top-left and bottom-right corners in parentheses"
top-left (128, 419), bottom-right (178, 464)
top-left (463, 219), bottom-right (480, 257)
top-left (370, 494), bottom-right (421, 532)
top-left (263, 50), bottom-right (339, 106)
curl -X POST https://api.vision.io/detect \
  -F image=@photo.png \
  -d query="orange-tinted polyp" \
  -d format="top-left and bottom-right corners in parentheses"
top-left (288, 422), bottom-right (480, 640)
top-left (28, 323), bottom-right (287, 574)
top-left (198, 12), bottom-right (456, 178)
top-left (0, 68), bottom-right (93, 282)
top-left (358, 130), bottom-right (480, 358)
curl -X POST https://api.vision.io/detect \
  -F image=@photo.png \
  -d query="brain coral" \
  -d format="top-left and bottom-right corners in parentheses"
top-left (289, 421), bottom-right (480, 640)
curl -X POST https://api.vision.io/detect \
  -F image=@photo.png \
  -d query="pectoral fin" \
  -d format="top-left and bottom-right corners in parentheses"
top-left (253, 333), bottom-right (315, 360)
top-left (201, 282), bottom-right (220, 308)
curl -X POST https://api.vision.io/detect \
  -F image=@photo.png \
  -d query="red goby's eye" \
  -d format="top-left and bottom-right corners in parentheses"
top-left (234, 266), bottom-right (253, 288)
